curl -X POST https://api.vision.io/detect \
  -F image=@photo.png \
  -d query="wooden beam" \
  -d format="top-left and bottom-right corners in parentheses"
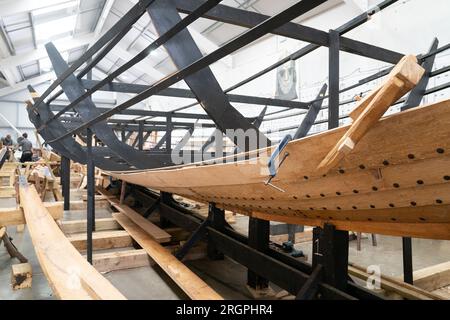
top-left (413, 261), bottom-right (450, 291)
top-left (98, 187), bottom-right (171, 243)
top-left (90, 249), bottom-right (151, 273)
top-left (82, 194), bottom-right (115, 201)
top-left (317, 55), bottom-right (425, 174)
top-left (0, 186), bottom-right (16, 198)
top-left (110, 201), bottom-right (171, 243)
top-left (113, 212), bottom-right (222, 300)
top-left (19, 183), bottom-right (125, 300)
top-left (69, 200), bottom-right (110, 210)
top-left (0, 202), bottom-right (63, 227)
top-left (68, 230), bottom-right (133, 251)
top-left (61, 218), bottom-right (121, 234)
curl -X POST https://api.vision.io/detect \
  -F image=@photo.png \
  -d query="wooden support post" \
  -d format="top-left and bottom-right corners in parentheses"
top-left (11, 263), bottom-right (32, 290)
top-left (120, 181), bottom-right (127, 205)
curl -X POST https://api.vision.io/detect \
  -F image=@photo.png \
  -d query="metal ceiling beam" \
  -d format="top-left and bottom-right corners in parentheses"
top-left (49, 104), bottom-right (214, 120)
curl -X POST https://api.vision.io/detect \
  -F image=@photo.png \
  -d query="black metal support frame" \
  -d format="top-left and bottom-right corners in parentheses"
top-left (61, 156), bottom-right (71, 211)
top-left (23, 0), bottom-right (450, 300)
top-left (127, 186), bottom-right (381, 300)
top-left (86, 128), bottom-right (95, 264)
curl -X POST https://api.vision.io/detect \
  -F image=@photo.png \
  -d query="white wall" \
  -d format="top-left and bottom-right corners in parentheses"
top-left (223, 0), bottom-right (450, 140)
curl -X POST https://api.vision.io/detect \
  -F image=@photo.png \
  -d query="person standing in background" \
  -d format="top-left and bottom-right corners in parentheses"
top-left (1, 134), bottom-right (14, 161)
top-left (18, 133), bottom-right (33, 163)
top-left (2, 134), bottom-right (13, 147)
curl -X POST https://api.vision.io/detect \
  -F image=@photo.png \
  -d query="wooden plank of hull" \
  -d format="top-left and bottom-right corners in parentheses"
top-left (179, 183), bottom-right (450, 223)
top-left (250, 211), bottom-right (450, 240)
top-left (113, 212), bottom-right (223, 300)
top-left (181, 155), bottom-right (450, 203)
top-left (108, 100), bottom-right (450, 239)
top-left (19, 184), bottom-right (126, 300)
top-left (111, 100), bottom-right (450, 185)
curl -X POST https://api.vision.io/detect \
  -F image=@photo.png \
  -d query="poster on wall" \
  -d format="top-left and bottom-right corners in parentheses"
top-left (275, 59), bottom-right (298, 100)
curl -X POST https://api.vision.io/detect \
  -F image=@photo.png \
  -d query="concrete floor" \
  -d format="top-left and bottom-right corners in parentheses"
top-left (2, 195), bottom-right (450, 300)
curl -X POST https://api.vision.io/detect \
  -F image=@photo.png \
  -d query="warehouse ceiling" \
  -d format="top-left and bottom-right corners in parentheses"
top-left (0, 0), bottom-right (349, 98)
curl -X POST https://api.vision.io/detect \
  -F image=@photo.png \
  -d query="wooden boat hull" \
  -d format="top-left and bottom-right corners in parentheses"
top-left (109, 100), bottom-right (450, 240)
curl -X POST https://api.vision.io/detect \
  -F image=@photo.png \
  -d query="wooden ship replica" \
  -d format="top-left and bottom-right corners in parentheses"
top-left (9, 0), bottom-right (450, 300)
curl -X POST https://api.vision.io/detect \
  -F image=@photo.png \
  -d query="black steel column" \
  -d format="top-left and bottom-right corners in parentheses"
top-left (207, 203), bottom-right (225, 260)
top-left (328, 30), bottom-right (340, 129)
top-left (402, 237), bottom-right (413, 284)
top-left (138, 121), bottom-right (144, 151)
top-left (86, 128), bottom-right (95, 264)
top-left (247, 218), bottom-right (270, 290)
top-left (61, 156), bottom-right (70, 211)
top-left (166, 116), bottom-right (173, 152)
top-left (313, 224), bottom-right (349, 292)
top-left (160, 192), bottom-right (173, 228)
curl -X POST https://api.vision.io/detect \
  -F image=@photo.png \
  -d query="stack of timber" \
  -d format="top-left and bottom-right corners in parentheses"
top-left (107, 56), bottom-right (450, 240)
top-left (348, 263), bottom-right (444, 300)
top-left (412, 261), bottom-right (450, 299)
top-left (18, 182), bottom-right (125, 300)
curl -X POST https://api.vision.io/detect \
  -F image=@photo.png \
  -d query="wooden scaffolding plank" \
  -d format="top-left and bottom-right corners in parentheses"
top-left (0, 202), bottom-right (63, 227)
top-left (113, 212), bottom-right (223, 300)
top-left (68, 230), bottom-right (133, 251)
top-left (413, 261), bottom-right (450, 291)
top-left (98, 187), bottom-right (172, 243)
top-left (19, 183), bottom-right (125, 300)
